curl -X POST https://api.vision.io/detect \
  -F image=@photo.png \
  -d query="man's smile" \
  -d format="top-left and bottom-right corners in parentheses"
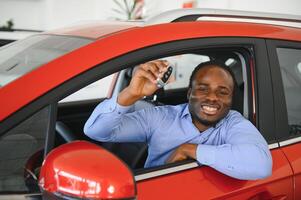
top-left (200, 104), bottom-right (220, 115)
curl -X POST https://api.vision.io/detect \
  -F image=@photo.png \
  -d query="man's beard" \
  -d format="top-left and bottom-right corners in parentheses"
top-left (188, 104), bottom-right (229, 127)
top-left (190, 110), bottom-right (220, 127)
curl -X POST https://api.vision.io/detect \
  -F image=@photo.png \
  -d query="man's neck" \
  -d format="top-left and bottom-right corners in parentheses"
top-left (192, 118), bottom-right (211, 132)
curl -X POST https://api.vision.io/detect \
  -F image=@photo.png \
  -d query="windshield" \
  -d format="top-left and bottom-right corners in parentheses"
top-left (0, 34), bottom-right (92, 87)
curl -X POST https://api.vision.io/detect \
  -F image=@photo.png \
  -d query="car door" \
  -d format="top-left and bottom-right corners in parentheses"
top-left (267, 39), bottom-right (301, 200)
top-left (123, 37), bottom-right (292, 200)
top-left (46, 36), bottom-right (294, 199)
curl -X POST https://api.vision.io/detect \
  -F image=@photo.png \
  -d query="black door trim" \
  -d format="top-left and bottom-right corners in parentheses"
top-left (266, 39), bottom-right (301, 142)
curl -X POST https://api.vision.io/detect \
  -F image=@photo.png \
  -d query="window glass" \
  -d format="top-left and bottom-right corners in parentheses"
top-left (0, 35), bottom-right (92, 87)
top-left (0, 107), bottom-right (49, 193)
top-left (277, 48), bottom-right (301, 135)
top-left (59, 75), bottom-right (114, 103)
top-left (163, 54), bottom-right (210, 90)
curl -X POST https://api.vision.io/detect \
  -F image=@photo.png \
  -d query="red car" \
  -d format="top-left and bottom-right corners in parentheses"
top-left (0, 8), bottom-right (300, 200)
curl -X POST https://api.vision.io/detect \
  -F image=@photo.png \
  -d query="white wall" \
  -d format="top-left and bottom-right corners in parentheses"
top-left (0, 0), bottom-right (187, 30)
top-left (0, 0), bottom-right (300, 30)
top-left (43, 0), bottom-right (113, 29)
top-left (0, 0), bottom-right (47, 30)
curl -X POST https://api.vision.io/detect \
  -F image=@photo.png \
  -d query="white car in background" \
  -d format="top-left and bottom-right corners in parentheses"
top-left (0, 29), bottom-right (40, 46)
top-left (0, 29), bottom-right (113, 103)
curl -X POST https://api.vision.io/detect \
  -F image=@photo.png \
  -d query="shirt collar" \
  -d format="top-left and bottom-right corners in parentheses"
top-left (181, 104), bottom-right (191, 119)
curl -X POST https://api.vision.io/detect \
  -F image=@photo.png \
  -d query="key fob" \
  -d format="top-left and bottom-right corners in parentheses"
top-left (156, 66), bottom-right (173, 88)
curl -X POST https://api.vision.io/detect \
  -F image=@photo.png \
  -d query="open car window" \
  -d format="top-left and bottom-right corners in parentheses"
top-left (54, 47), bottom-right (252, 177)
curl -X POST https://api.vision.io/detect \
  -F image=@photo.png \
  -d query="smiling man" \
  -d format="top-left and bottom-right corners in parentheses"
top-left (84, 60), bottom-right (272, 180)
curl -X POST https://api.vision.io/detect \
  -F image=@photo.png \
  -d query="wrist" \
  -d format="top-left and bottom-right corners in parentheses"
top-left (182, 144), bottom-right (197, 159)
top-left (117, 87), bottom-right (143, 106)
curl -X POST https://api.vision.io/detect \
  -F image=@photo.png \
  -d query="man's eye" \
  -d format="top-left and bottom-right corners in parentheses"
top-left (198, 87), bottom-right (208, 92)
top-left (218, 90), bottom-right (230, 96)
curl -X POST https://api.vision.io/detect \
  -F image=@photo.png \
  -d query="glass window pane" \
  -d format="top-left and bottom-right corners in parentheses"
top-left (0, 107), bottom-right (49, 193)
top-left (277, 48), bottom-right (301, 135)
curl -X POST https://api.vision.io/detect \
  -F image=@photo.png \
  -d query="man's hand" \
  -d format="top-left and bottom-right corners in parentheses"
top-left (118, 60), bottom-right (169, 106)
top-left (166, 143), bottom-right (198, 164)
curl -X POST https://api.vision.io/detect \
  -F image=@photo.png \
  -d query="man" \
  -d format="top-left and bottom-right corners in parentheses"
top-left (84, 60), bottom-right (272, 180)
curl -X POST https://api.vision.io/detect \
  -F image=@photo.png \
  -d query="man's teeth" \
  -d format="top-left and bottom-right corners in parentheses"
top-left (202, 106), bottom-right (217, 112)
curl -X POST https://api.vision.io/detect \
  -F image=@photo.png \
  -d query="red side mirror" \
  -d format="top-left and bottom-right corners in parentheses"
top-left (39, 141), bottom-right (136, 199)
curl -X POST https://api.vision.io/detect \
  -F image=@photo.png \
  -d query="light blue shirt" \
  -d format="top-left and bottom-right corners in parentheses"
top-left (84, 97), bottom-right (272, 180)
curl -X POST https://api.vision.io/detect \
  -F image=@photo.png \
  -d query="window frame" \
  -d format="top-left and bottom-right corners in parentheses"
top-left (267, 39), bottom-right (301, 145)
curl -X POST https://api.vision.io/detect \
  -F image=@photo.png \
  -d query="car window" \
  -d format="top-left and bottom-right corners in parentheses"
top-left (0, 35), bottom-right (92, 88)
top-left (53, 42), bottom-right (255, 175)
top-left (0, 39), bottom-right (14, 47)
top-left (163, 54), bottom-right (210, 90)
top-left (59, 75), bottom-right (114, 103)
top-left (0, 106), bottom-right (49, 193)
top-left (277, 48), bottom-right (301, 136)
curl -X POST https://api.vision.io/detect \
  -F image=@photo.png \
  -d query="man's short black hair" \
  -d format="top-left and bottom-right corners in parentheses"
top-left (188, 60), bottom-right (238, 91)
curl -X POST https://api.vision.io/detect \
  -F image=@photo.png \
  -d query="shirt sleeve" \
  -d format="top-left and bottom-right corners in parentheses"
top-left (196, 116), bottom-right (272, 180)
top-left (84, 96), bottom-right (152, 142)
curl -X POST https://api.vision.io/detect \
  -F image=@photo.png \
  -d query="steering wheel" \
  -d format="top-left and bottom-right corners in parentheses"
top-left (55, 121), bottom-right (77, 142)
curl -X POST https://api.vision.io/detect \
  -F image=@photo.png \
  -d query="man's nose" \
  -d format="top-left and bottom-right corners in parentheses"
top-left (206, 90), bottom-right (218, 101)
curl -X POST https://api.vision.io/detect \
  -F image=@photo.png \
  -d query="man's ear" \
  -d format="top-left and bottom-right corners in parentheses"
top-left (187, 88), bottom-right (192, 100)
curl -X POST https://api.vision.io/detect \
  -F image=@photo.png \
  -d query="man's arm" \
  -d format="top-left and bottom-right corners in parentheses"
top-left (166, 118), bottom-right (272, 180)
top-left (84, 60), bottom-right (169, 142)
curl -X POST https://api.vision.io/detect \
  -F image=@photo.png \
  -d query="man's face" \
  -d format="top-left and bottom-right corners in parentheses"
top-left (188, 65), bottom-right (234, 128)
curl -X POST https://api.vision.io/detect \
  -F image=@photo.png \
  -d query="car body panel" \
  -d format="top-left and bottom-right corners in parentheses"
top-left (281, 143), bottom-right (301, 200)
top-left (1, 21), bottom-right (301, 122)
top-left (136, 149), bottom-right (293, 199)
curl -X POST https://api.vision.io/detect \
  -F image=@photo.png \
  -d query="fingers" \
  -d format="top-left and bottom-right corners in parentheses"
top-left (166, 151), bottom-right (186, 164)
top-left (137, 68), bottom-right (157, 84)
top-left (165, 144), bottom-right (197, 164)
top-left (139, 60), bottom-right (169, 80)
top-left (149, 60), bottom-right (169, 73)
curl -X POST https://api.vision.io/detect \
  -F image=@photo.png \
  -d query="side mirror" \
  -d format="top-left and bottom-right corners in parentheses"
top-left (39, 141), bottom-right (136, 199)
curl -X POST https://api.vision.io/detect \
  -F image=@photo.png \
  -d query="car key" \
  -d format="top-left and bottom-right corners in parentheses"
top-left (156, 66), bottom-right (173, 88)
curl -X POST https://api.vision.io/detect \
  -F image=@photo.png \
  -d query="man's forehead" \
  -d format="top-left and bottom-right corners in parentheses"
top-left (193, 65), bottom-right (234, 87)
